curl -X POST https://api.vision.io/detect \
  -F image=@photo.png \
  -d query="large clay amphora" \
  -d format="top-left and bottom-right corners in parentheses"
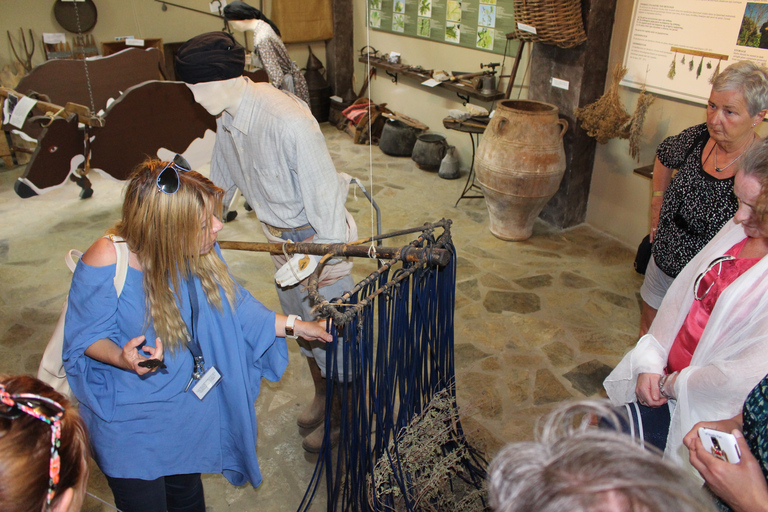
top-left (475, 100), bottom-right (568, 241)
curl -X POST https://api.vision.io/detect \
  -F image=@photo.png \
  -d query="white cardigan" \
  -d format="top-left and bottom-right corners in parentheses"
top-left (605, 219), bottom-right (768, 469)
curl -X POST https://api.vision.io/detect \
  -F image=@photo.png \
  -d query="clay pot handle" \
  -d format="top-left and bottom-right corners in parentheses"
top-left (496, 118), bottom-right (507, 134)
top-left (557, 118), bottom-right (569, 139)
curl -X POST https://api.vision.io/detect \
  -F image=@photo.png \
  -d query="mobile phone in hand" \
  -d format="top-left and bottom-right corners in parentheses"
top-left (138, 359), bottom-right (167, 370)
top-left (698, 427), bottom-right (741, 463)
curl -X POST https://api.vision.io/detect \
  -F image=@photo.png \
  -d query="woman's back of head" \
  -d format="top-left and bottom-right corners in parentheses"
top-left (488, 401), bottom-right (717, 512)
top-left (0, 375), bottom-right (89, 512)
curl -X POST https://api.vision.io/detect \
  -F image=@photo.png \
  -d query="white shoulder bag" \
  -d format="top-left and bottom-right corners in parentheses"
top-left (36, 236), bottom-right (130, 401)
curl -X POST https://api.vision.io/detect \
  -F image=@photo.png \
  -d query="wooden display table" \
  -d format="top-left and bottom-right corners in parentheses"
top-left (443, 117), bottom-right (488, 206)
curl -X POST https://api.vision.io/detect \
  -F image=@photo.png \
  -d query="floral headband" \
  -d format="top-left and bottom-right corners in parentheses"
top-left (0, 383), bottom-right (64, 508)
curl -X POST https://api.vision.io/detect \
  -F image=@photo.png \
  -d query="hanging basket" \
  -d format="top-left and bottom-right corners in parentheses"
top-left (513, 0), bottom-right (587, 49)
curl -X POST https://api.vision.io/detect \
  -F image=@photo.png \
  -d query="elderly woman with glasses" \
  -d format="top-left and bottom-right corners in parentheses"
top-left (0, 375), bottom-right (89, 512)
top-left (605, 137), bottom-right (768, 473)
top-left (62, 157), bottom-right (332, 512)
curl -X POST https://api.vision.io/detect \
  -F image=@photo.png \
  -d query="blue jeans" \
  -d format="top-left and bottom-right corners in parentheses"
top-left (106, 473), bottom-right (205, 512)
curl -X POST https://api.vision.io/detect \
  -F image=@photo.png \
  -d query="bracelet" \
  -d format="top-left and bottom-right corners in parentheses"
top-left (659, 372), bottom-right (677, 399)
top-left (652, 190), bottom-right (665, 197)
top-left (285, 314), bottom-right (301, 339)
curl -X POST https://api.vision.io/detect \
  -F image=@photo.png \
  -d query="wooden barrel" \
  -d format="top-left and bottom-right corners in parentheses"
top-left (475, 99), bottom-right (568, 241)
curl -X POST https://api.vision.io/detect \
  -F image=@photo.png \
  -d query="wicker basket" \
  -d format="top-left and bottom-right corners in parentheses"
top-left (513, 0), bottom-right (587, 49)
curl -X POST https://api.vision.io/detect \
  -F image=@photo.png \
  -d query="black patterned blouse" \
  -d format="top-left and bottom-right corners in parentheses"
top-left (743, 374), bottom-right (768, 480)
top-left (652, 123), bottom-right (739, 278)
top-left (717, 375), bottom-right (768, 511)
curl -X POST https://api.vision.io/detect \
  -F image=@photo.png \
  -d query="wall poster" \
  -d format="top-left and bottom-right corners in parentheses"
top-left (367, 0), bottom-right (518, 56)
top-left (622, 0), bottom-right (768, 105)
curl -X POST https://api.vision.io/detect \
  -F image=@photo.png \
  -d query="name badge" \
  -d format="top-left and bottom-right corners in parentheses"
top-left (192, 366), bottom-right (222, 401)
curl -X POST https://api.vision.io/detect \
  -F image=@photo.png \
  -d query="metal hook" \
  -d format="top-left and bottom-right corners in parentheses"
top-left (456, 92), bottom-right (470, 106)
top-left (385, 70), bottom-right (398, 84)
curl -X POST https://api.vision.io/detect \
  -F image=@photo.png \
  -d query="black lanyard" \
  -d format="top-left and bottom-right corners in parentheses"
top-left (185, 276), bottom-right (206, 391)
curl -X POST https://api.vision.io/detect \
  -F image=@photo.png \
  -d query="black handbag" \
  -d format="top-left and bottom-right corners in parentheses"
top-left (634, 234), bottom-right (652, 275)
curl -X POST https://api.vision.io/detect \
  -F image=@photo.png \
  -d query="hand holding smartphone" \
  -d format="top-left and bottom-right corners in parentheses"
top-left (698, 427), bottom-right (741, 463)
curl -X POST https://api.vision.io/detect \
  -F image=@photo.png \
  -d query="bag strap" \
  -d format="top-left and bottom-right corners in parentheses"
top-left (107, 235), bottom-right (130, 297)
top-left (64, 250), bottom-right (82, 273)
top-left (64, 236), bottom-right (131, 297)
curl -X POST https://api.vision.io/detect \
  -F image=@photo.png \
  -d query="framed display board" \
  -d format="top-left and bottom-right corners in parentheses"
top-left (622, 0), bottom-right (768, 105)
top-left (367, 0), bottom-right (517, 55)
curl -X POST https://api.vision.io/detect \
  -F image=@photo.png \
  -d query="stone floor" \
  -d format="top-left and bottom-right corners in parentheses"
top-left (0, 123), bottom-right (643, 511)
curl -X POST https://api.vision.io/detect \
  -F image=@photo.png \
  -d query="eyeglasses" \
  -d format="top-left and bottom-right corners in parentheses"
top-left (694, 255), bottom-right (735, 301)
top-left (0, 383), bottom-right (64, 508)
top-left (156, 154), bottom-right (192, 195)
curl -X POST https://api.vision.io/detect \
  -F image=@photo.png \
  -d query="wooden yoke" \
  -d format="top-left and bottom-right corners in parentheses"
top-left (218, 240), bottom-right (451, 267)
top-left (0, 87), bottom-right (101, 127)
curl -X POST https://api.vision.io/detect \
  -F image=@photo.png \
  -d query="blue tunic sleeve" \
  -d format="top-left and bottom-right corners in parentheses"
top-left (236, 286), bottom-right (287, 384)
top-left (62, 261), bottom-right (122, 421)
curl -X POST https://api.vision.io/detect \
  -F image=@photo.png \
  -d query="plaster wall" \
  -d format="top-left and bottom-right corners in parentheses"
top-left (586, 0), bottom-right (768, 246)
top-left (0, 0), bottom-right (324, 91)
top-left (351, 0), bottom-right (528, 174)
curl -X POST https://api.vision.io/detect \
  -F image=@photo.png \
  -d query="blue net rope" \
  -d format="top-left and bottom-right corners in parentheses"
top-left (299, 220), bottom-right (488, 511)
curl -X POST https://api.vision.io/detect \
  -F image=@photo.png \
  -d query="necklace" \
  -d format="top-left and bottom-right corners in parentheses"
top-left (714, 134), bottom-right (756, 172)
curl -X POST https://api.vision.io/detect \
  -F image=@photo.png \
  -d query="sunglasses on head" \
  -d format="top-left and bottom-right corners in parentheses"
top-left (156, 154), bottom-right (192, 195)
top-left (0, 383), bottom-right (65, 508)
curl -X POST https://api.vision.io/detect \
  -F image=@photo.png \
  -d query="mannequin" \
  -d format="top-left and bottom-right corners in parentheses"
top-left (185, 76), bottom-right (246, 118)
top-left (224, 1), bottom-right (310, 105)
top-left (176, 32), bottom-right (355, 453)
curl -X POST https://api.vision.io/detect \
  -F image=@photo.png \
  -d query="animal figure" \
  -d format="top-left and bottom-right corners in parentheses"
top-left (16, 47), bottom-right (165, 110)
top-left (9, 47), bottom-right (165, 141)
top-left (13, 80), bottom-right (216, 198)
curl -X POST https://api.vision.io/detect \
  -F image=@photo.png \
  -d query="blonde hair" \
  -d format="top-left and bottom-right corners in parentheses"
top-left (109, 158), bottom-right (237, 354)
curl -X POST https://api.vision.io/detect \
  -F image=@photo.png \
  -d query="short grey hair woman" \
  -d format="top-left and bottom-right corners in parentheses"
top-left (488, 401), bottom-right (716, 512)
top-left (639, 60), bottom-right (768, 337)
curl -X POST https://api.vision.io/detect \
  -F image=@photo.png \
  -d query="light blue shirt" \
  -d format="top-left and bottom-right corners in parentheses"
top-left (210, 79), bottom-right (348, 245)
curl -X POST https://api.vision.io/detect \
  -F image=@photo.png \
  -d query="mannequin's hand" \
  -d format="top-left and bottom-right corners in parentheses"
top-left (275, 254), bottom-right (320, 287)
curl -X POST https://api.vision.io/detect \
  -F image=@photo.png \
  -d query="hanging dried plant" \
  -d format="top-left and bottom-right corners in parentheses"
top-left (689, 59), bottom-right (694, 71)
top-left (574, 64), bottom-right (631, 144)
top-left (707, 60), bottom-right (712, 69)
top-left (668, 52), bottom-right (677, 79)
top-left (682, 56), bottom-right (686, 64)
top-left (575, 64), bottom-right (656, 161)
top-left (628, 89), bottom-right (656, 161)
top-left (696, 56), bottom-right (704, 79)
top-left (710, 59), bottom-right (722, 83)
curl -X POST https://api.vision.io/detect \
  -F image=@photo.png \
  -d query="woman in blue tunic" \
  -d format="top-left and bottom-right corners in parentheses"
top-left (62, 156), bottom-right (332, 512)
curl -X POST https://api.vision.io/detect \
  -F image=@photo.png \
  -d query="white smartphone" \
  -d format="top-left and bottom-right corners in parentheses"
top-left (698, 427), bottom-right (741, 463)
